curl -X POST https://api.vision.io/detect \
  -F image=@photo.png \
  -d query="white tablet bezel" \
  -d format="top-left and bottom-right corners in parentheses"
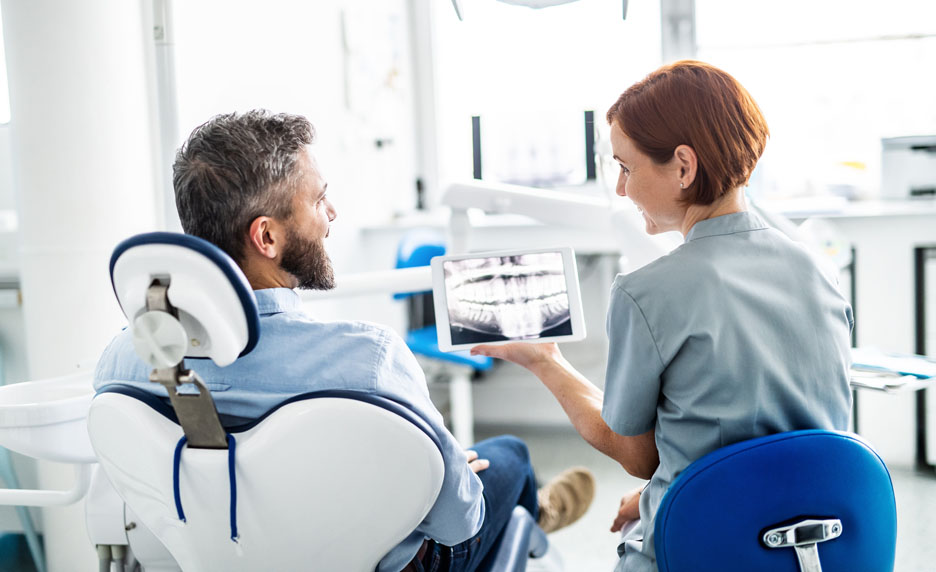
top-left (430, 246), bottom-right (586, 352)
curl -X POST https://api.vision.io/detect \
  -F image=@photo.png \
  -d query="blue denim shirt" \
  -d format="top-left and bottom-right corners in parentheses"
top-left (94, 287), bottom-right (485, 572)
top-left (602, 212), bottom-right (853, 572)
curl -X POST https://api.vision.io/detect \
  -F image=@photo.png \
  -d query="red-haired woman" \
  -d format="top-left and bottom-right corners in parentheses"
top-left (472, 60), bottom-right (853, 571)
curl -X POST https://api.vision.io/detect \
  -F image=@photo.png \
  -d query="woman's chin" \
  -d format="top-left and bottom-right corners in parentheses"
top-left (641, 215), bottom-right (660, 235)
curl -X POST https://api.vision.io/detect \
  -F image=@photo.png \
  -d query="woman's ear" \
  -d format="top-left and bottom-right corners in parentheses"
top-left (673, 144), bottom-right (698, 188)
top-left (246, 216), bottom-right (281, 260)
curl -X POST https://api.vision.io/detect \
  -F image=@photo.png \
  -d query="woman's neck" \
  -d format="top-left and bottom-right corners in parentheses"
top-left (680, 187), bottom-right (748, 237)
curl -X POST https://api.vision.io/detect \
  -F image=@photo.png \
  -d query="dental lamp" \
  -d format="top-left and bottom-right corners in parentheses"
top-left (450, 0), bottom-right (628, 20)
top-left (441, 179), bottom-right (681, 270)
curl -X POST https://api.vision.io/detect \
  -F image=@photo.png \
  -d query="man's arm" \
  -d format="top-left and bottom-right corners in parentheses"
top-left (377, 328), bottom-right (485, 545)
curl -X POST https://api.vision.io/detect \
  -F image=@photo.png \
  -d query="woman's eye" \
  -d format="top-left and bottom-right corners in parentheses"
top-left (619, 165), bottom-right (629, 175)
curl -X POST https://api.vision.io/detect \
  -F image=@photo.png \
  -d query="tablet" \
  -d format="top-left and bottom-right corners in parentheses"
top-left (431, 247), bottom-right (586, 352)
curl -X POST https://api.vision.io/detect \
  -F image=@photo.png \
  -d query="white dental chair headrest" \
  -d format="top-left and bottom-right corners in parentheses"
top-left (110, 232), bottom-right (260, 368)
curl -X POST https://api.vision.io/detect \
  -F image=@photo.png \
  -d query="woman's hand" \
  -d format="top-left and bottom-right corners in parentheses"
top-left (610, 486), bottom-right (643, 532)
top-left (470, 342), bottom-right (563, 373)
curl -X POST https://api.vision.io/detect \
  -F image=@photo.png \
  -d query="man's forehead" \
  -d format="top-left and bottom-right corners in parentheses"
top-left (300, 146), bottom-right (327, 187)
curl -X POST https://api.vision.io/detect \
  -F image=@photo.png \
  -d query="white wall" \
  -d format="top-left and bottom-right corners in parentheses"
top-left (2, 0), bottom-right (160, 569)
top-left (821, 212), bottom-right (936, 468)
top-left (169, 0), bottom-right (421, 276)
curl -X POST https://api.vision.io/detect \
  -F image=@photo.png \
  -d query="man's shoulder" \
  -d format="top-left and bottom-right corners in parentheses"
top-left (276, 317), bottom-right (403, 350)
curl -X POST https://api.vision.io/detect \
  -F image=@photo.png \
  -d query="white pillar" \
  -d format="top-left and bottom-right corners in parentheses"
top-left (1, 0), bottom-right (158, 570)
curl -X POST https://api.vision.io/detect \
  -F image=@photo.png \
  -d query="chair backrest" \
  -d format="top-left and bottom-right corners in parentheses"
top-left (654, 429), bottom-right (897, 572)
top-left (98, 231), bottom-right (444, 570)
top-left (110, 231), bottom-right (260, 367)
top-left (88, 388), bottom-right (445, 572)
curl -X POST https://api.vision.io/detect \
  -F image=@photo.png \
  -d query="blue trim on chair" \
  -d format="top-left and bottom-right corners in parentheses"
top-left (95, 384), bottom-right (444, 456)
top-left (98, 384), bottom-right (179, 423)
top-left (109, 232), bottom-right (261, 358)
top-left (172, 435), bottom-right (188, 523)
top-left (225, 389), bottom-right (445, 455)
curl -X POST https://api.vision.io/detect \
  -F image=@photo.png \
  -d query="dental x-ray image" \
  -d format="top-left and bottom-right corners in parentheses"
top-left (442, 251), bottom-right (573, 345)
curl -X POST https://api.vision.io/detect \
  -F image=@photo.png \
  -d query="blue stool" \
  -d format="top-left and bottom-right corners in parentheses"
top-left (395, 230), bottom-right (492, 446)
top-left (0, 347), bottom-right (45, 572)
top-left (655, 429), bottom-right (897, 572)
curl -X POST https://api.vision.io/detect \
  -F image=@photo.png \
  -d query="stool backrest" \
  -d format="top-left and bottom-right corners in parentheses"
top-left (654, 430), bottom-right (896, 572)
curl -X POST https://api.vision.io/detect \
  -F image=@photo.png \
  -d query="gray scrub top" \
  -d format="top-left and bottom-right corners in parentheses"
top-left (602, 211), bottom-right (853, 572)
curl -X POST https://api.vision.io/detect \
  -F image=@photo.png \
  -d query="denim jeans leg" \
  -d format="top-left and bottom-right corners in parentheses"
top-left (447, 435), bottom-right (539, 572)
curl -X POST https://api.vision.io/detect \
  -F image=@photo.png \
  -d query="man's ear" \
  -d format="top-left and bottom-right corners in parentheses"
top-left (673, 144), bottom-right (698, 188)
top-left (246, 216), bottom-right (281, 260)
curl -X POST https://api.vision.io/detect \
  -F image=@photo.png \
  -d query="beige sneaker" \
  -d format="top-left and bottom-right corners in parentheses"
top-left (536, 466), bottom-right (596, 533)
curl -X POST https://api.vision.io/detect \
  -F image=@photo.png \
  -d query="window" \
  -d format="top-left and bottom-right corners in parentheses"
top-left (695, 0), bottom-right (936, 200)
top-left (0, 7), bottom-right (11, 124)
top-left (431, 0), bottom-right (661, 193)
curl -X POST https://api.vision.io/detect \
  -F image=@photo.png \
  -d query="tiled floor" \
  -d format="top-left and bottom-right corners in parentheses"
top-left (476, 425), bottom-right (936, 572)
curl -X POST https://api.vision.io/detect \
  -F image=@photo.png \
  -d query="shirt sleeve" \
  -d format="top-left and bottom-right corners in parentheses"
top-left (375, 328), bottom-right (485, 546)
top-left (601, 281), bottom-right (666, 436)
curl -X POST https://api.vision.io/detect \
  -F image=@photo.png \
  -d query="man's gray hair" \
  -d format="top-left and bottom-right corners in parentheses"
top-left (173, 110), bottom-right (315, 262)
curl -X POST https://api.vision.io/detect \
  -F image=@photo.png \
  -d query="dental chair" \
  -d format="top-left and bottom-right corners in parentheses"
top-left (88, 232), bottom-right (551, 571)
top-left (654, 429), bottom-right (897, 572)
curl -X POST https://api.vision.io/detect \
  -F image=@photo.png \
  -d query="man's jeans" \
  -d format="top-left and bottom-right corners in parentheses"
top-left (415, 435), bottom-right (539, 572)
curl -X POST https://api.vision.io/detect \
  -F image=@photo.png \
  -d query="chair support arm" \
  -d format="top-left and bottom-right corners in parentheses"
top-left (0, 463), bottom-right (93, 507)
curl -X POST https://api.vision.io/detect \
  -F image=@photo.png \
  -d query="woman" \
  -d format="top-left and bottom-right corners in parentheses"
top-left (471, 60), bottom-right (853, 571)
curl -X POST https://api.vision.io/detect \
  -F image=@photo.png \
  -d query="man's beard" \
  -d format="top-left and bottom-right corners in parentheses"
top-left (280, 227), bottom-right (336, 290)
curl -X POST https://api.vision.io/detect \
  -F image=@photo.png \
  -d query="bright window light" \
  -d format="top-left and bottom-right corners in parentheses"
top-left (696, 0), bottom-right (936, 200)
top-left (432, 0), bottom-right (661, 188)
top-left (0, 7), bottom-right (9, 124)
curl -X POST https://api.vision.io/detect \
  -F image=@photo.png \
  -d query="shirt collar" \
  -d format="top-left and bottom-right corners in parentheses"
top-left (254, 287), bottom-right (305, 315)
top-left (684, 211), bottom-right (769, 243)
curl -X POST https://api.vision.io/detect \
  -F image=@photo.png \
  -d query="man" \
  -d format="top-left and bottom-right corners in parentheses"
top-left (94, 110), bottom-right (595, 571)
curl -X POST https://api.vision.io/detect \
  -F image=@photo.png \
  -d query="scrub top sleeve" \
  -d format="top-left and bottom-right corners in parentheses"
top-left (601, 283), bottom-right (666, 436)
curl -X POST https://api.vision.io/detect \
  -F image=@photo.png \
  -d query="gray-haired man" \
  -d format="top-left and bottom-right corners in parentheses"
top-left (95, 110), bottom-right (594, 571)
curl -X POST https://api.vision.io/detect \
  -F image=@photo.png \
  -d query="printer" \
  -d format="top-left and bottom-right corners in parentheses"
top-left (881, 135), bottom-right (936, 199)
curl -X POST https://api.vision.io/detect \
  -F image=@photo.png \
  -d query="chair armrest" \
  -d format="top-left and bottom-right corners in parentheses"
top-left (483, 506), bottom-right (548, 572)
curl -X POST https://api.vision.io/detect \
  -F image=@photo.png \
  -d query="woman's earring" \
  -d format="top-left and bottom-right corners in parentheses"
top-left (679, 182), bottom-right (684, 189)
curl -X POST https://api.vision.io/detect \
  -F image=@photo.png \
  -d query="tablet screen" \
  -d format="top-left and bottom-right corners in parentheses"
top-left (441, 251), bottom-right (574, 346)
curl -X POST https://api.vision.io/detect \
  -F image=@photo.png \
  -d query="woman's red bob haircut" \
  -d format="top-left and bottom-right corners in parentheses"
top-left (606, 60), bottom-right (769, 205)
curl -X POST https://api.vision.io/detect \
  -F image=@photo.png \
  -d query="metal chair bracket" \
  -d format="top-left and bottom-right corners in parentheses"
top-left (145, 281), bottom-right (228, 449)
top-left (763, 518), bottom-right (842, 572)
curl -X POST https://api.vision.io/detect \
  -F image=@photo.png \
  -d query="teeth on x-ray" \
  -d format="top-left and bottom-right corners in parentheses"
top-left (446, 254), bottom-right (570, 338)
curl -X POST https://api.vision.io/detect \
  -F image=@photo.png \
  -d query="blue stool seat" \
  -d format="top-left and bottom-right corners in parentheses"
top-left (406, 326), bottom-right (493, 370)
top-left (654, 429), bottom-right (897, 572)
